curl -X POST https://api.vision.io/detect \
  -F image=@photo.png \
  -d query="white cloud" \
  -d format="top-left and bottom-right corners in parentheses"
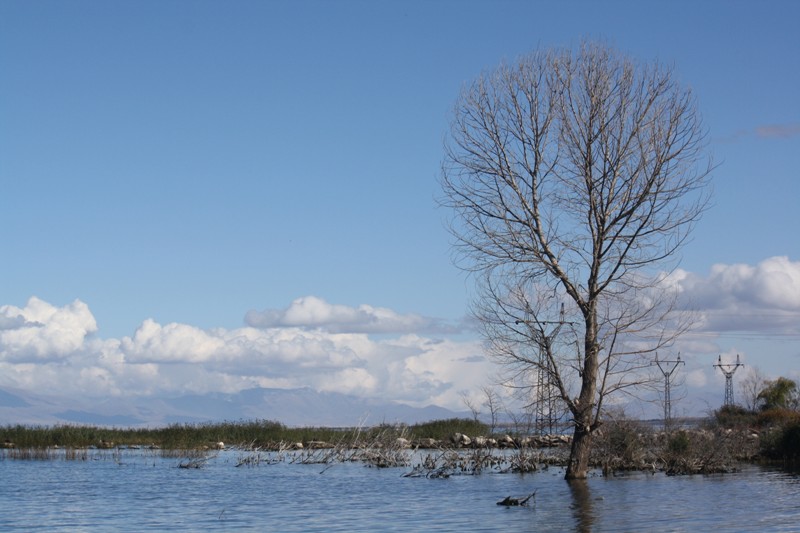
top-left (672, 256), bottom-right (800, 334)
top-left (394, 336), bottom-right (488, 409)
top-left (245, 295), bottom-right (451, 334)
top-left (1, 261), bottom-right (795, 418)
top-left (0, 296), bottom-right (487, 411)
top-left (120, 319), bottom-right (227, 363)
top-left (0, 297), bottom-right (97, 362)
top-left (685, 368), bottom-right (708, 388)
top-left (317, 367), bottom-right (378, 396)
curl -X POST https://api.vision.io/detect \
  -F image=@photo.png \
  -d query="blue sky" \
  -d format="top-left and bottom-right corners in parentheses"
top-left (1, 0), bottom-right (798, 419)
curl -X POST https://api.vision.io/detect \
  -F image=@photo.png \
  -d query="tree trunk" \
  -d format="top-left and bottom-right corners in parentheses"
top-left (565, 421), bottom-right (592, 479)
top-left (566, 308), bottom-right (598, 480)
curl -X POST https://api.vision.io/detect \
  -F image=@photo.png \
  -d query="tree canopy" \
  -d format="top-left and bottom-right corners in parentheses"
top-left (757, 377), bottom-right (799, 411)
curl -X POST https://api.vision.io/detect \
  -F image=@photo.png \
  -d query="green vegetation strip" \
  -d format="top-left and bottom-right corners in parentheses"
top-left (1, 418), bottom-right (488, 450)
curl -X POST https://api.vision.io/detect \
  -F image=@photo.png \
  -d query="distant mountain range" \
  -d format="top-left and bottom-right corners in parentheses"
top-left (0, 386), bottom-right (463, 428)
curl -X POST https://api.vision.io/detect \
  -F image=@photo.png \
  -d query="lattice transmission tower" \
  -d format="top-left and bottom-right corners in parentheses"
top-left (714, 354), bottom-right (743, 406)
top-left (516, 303), bottom-right (571, 435)
top-left (653, 353), bottom-right (684, 431)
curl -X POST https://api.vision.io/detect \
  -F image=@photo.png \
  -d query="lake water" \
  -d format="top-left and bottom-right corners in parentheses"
top-left (1, 449), bottom-right (798, 531)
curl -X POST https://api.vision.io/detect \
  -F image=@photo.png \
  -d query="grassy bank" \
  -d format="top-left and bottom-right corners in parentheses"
top-left (0, 418), bottom-right (487, 451)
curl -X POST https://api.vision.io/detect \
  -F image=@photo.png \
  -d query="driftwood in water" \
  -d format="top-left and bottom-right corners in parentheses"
top-left (497, 490), bottom-right (537, 506)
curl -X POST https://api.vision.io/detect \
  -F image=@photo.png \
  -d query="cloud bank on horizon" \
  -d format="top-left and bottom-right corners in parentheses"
top-left (0, 293), bottom-right (486, 411)
top-left (1, 257), bottom-right (798, 415)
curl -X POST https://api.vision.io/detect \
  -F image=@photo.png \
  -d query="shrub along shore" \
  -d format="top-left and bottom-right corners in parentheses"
top-left (1, 410), bottom-right (797, 475)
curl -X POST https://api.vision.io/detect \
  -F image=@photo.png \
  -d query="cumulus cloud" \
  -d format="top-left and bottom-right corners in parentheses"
top-left (0, 314), bottom-right (42, 330)
top-left (0, 297), bottom-right (97, 362)
top-left (2, 261), bottom-right (793, 418)
top-left (121, 319), bottom-right (227, 364)
top-left (0, 296), bottom-right (489, 411)
top-left (245, 295), bottom-right (454, 334)
top-left (671, 256), bottom-right (800, 334)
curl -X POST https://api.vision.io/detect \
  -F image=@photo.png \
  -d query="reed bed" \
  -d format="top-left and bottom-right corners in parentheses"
top-left (0, 418), bottom-right (486, 452)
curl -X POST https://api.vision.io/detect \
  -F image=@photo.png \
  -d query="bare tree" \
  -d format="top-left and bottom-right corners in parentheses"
top-left (440, 42), bottom-right (711, 479)
top-left (739, 366), bottom-right (767, 412)
top-left (460, 391), bottom-right (481, 423)
top-left (481, 386), bottom-right (503, 434)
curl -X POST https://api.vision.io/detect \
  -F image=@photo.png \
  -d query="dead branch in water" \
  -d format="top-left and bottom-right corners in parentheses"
top-left (497, 490), bottom-right (537, 506)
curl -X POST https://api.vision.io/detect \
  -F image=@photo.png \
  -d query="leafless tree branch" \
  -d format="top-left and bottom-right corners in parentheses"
top-left (440, 41), bottom-right (712, 479)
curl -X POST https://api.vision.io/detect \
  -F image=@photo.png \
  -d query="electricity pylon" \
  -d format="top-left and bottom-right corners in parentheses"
top-left (714, 354), bottom-right (743, 406)
top-left (516, 303), bottom-right (571, 435)
top-left (653, 353), bottom-right (684, 431)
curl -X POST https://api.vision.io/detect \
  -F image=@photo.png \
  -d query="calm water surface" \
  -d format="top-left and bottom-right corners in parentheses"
top-left (0, 449), bottom-right (797, 531)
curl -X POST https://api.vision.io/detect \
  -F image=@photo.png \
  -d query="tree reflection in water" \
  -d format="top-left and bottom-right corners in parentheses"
top-left (568, 479), bottom-right (595, 532)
